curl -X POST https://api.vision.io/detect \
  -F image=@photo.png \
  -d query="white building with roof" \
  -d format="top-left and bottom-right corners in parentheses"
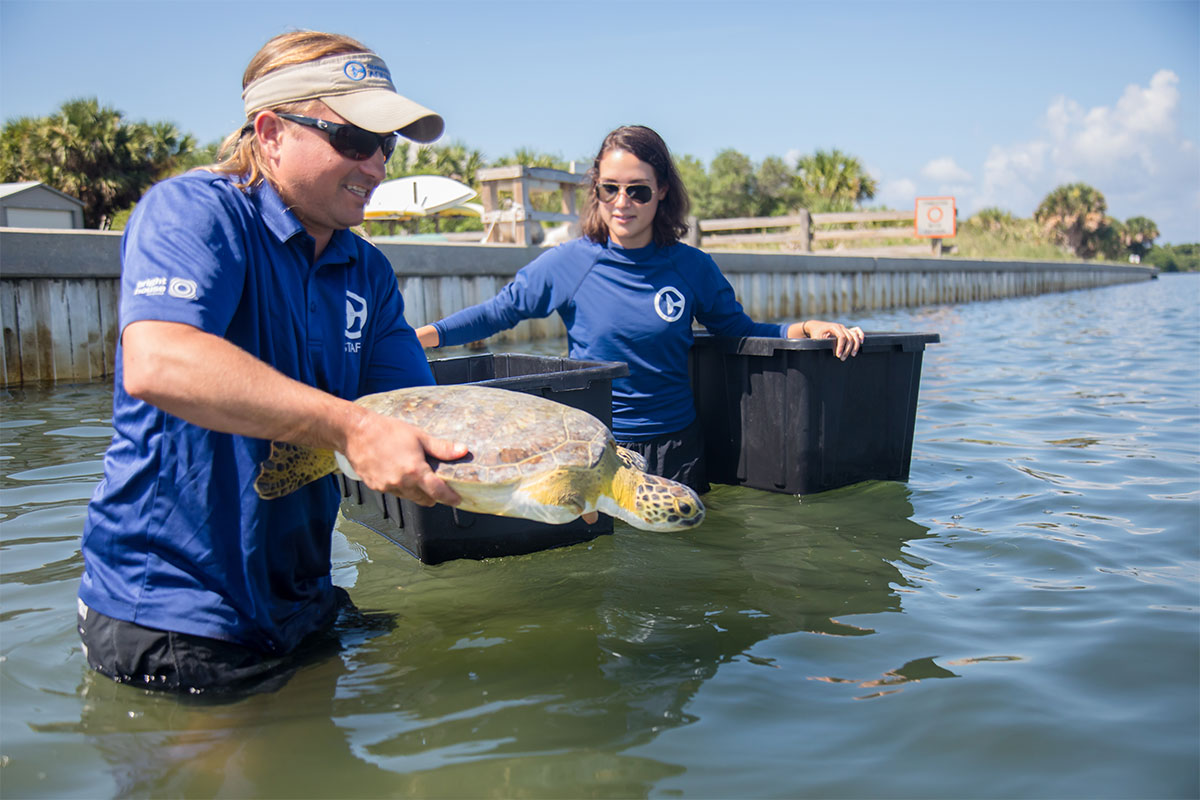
top-left (0, 182), bottom-right (85, 229)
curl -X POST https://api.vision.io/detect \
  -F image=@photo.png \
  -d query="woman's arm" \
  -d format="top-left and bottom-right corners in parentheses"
top-left (415, 324), bottom-right (439, 348)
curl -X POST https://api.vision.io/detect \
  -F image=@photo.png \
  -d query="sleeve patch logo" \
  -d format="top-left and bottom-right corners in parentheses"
top-left (167, 278), bottom-right (199, 299)
top-left (133, 277), bottom-right (198, 300)
top-left (133, 277), bottom-right (167, 296)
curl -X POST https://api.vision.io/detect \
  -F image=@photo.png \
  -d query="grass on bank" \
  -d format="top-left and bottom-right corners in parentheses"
top-left (945, 219), bottom-right (1082, 262)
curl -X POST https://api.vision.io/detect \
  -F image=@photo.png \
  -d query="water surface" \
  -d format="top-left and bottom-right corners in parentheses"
top-left (1, 275), bottom-right (1197, 798)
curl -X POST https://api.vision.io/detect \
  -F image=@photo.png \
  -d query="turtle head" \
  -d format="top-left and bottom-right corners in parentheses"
top-left (630, 474), bottom-right (705, 531)
top-left (604, 467), bottom-right (704, 532)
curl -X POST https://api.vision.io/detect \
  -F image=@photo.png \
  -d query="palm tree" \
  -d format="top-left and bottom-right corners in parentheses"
top-left (1034, 183), bottom-right (1108, 258)
top-left (432, 141), bottom-right (487, 188)
top-left (385, 140), bottom-right (487, 188)
top-left (386, 141), bottom-right (438, 179)
top-left (492, 147), bottom-right (567, 170)
top-left (1, 98), bottom-right (193, 228)
top-left (1121, 216), bottom-right (1160, 259)
top-left (794, 149), bottom-right (878, 212)
top-left (0, 117), bottom-right (43, 181)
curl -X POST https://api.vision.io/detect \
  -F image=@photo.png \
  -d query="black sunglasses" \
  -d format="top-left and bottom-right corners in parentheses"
top-left (595, 182), bottom-right (655, 204)
top-left (276, 113), bottom-right (399, 162)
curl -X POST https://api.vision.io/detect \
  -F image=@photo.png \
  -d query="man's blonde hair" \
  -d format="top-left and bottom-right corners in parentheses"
top-left (207, 31), bottom-right (372, 188)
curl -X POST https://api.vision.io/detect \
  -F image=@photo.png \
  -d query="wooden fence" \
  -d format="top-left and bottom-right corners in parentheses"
top-left (692, 209), bottom-right (945, 253)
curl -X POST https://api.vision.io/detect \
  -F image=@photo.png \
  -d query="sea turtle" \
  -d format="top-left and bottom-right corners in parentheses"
top-left (254, 384), bottom-right (705, 532)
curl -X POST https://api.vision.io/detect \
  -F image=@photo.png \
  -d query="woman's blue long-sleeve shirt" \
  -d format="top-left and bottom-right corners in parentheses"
top-left (433, 237), bottom-right (786, 440)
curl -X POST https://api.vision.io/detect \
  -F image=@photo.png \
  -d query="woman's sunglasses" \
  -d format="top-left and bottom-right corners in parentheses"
top-left (276, 113), bottom-right (399, 162)
top-left (595, 182), bottom-right (655, 204)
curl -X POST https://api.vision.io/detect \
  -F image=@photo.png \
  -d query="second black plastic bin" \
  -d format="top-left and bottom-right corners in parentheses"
top-left (337, 353), bottom-right (629, 565)
top-left (690, 332), bottom-right (940, 495)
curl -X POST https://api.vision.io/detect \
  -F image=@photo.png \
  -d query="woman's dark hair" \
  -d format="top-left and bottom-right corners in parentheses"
top-left (580, 125), bottom-right (691, 247)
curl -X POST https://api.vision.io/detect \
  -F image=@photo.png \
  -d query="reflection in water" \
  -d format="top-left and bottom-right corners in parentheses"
top-left (311, 481), bottom-right (933, 793)
top-left (812, 656), bottom-right (960, 700)
top-left (811, 654), bottom-right (1025, 701)
top-left (593, 482), bottom-right (931, 741)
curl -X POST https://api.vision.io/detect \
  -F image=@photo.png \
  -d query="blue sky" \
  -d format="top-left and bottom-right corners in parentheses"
top-left (2, 0), bottom-right (1197, 242)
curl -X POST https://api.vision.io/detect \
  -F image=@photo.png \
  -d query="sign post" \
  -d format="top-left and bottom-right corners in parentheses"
top-left (914, 196), bottom-right (956, 256)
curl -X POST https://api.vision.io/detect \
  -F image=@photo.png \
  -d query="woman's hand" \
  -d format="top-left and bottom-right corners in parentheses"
top-left (787, 320), bottom-right (865, 360)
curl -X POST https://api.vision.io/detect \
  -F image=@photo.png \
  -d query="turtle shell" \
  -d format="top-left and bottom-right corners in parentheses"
top-left (356, 384), bottom-right (612, 486)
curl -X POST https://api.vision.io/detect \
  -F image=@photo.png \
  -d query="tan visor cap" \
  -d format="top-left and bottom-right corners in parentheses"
top-left (242, 52), bottom-right (444, 142)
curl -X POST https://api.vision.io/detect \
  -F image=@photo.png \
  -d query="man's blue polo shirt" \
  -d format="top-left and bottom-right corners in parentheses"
top-left (79, 171), bottom-right (433, 655)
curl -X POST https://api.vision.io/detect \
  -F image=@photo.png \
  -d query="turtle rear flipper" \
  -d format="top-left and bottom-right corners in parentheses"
top-left (254, 442), bottom-right (338, 499)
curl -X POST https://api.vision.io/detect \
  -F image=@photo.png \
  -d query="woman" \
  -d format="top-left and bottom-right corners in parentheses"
top-left (417, 125), bottom-right (863, 492)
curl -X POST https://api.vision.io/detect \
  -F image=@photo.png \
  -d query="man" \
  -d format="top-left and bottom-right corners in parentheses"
top-left (78, 31), bottom-right (465, 693)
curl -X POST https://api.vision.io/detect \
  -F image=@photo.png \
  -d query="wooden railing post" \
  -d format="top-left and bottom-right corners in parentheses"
top-left (476, 166), bottom-right (588, 245)
top-left (685, 215), bottom-right (700, 248)
top-left (797, 208), bottom-right (812, 252)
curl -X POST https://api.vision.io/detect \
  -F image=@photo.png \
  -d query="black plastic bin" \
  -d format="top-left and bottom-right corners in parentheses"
top-left (337, 353), bottom-right (629, 564)
top-left (690, 332), bottom-right (940, 495)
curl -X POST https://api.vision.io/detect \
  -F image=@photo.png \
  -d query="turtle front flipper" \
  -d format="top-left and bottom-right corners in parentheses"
top-left (616, 445), bottom-right (647, 472)
top-left (604, 465), bottom-right (705, 532)
top-left (254, 442), bottom-right (339, 499)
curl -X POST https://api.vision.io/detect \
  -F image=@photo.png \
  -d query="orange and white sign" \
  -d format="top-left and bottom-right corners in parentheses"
top-left (915, 197), bottom-right (956, 238)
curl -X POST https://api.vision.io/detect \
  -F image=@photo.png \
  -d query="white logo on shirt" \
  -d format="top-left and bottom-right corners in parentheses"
top-left (654, 286), bottom-right (686, 322)
top-left (168, 278), bottom-right (198, 299)
top-left (133, 276), bottom-right (198, 300)
top-left (345, 291), bottom-right (367, 340)
top-left (133, 277), bottom-right (167, 296)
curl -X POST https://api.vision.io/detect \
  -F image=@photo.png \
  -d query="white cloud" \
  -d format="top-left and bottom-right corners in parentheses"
top-left (877, 178), bottom-right (918, 210)
top-left (977, 139), bottom-right (1050, 214)
top-left (973, 70), bottom-right (1199, 242)
top-left (921, 157), bottom-right (972, 184)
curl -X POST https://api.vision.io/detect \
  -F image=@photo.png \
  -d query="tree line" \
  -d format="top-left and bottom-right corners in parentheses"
top-left (384, 139), bottom-right (879, 219)
top-left (2, 99), bottom-right (1192, 270)
top-left (1, 99), bottom-right (194, 229)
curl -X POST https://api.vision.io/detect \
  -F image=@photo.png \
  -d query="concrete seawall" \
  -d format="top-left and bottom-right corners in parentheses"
top-left (0, 228), bottom-right (1157, 386)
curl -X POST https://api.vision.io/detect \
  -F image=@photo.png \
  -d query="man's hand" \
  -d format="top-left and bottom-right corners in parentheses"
top-left (341, 412), bottom-right (466, 507)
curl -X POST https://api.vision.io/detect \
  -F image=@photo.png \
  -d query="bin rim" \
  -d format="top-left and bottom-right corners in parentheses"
top-left (427, 352), bottom-right (630, 392)
top-left (692, 331), bottom-right (940, 355)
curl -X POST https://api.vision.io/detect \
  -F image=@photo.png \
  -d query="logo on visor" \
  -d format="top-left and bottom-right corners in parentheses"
top-left (344, 61), bottom-right (367, 81)
top-left (345, 291), bottom-right (367, 340)
top-left (654, 286), bottom-right (686, 322)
